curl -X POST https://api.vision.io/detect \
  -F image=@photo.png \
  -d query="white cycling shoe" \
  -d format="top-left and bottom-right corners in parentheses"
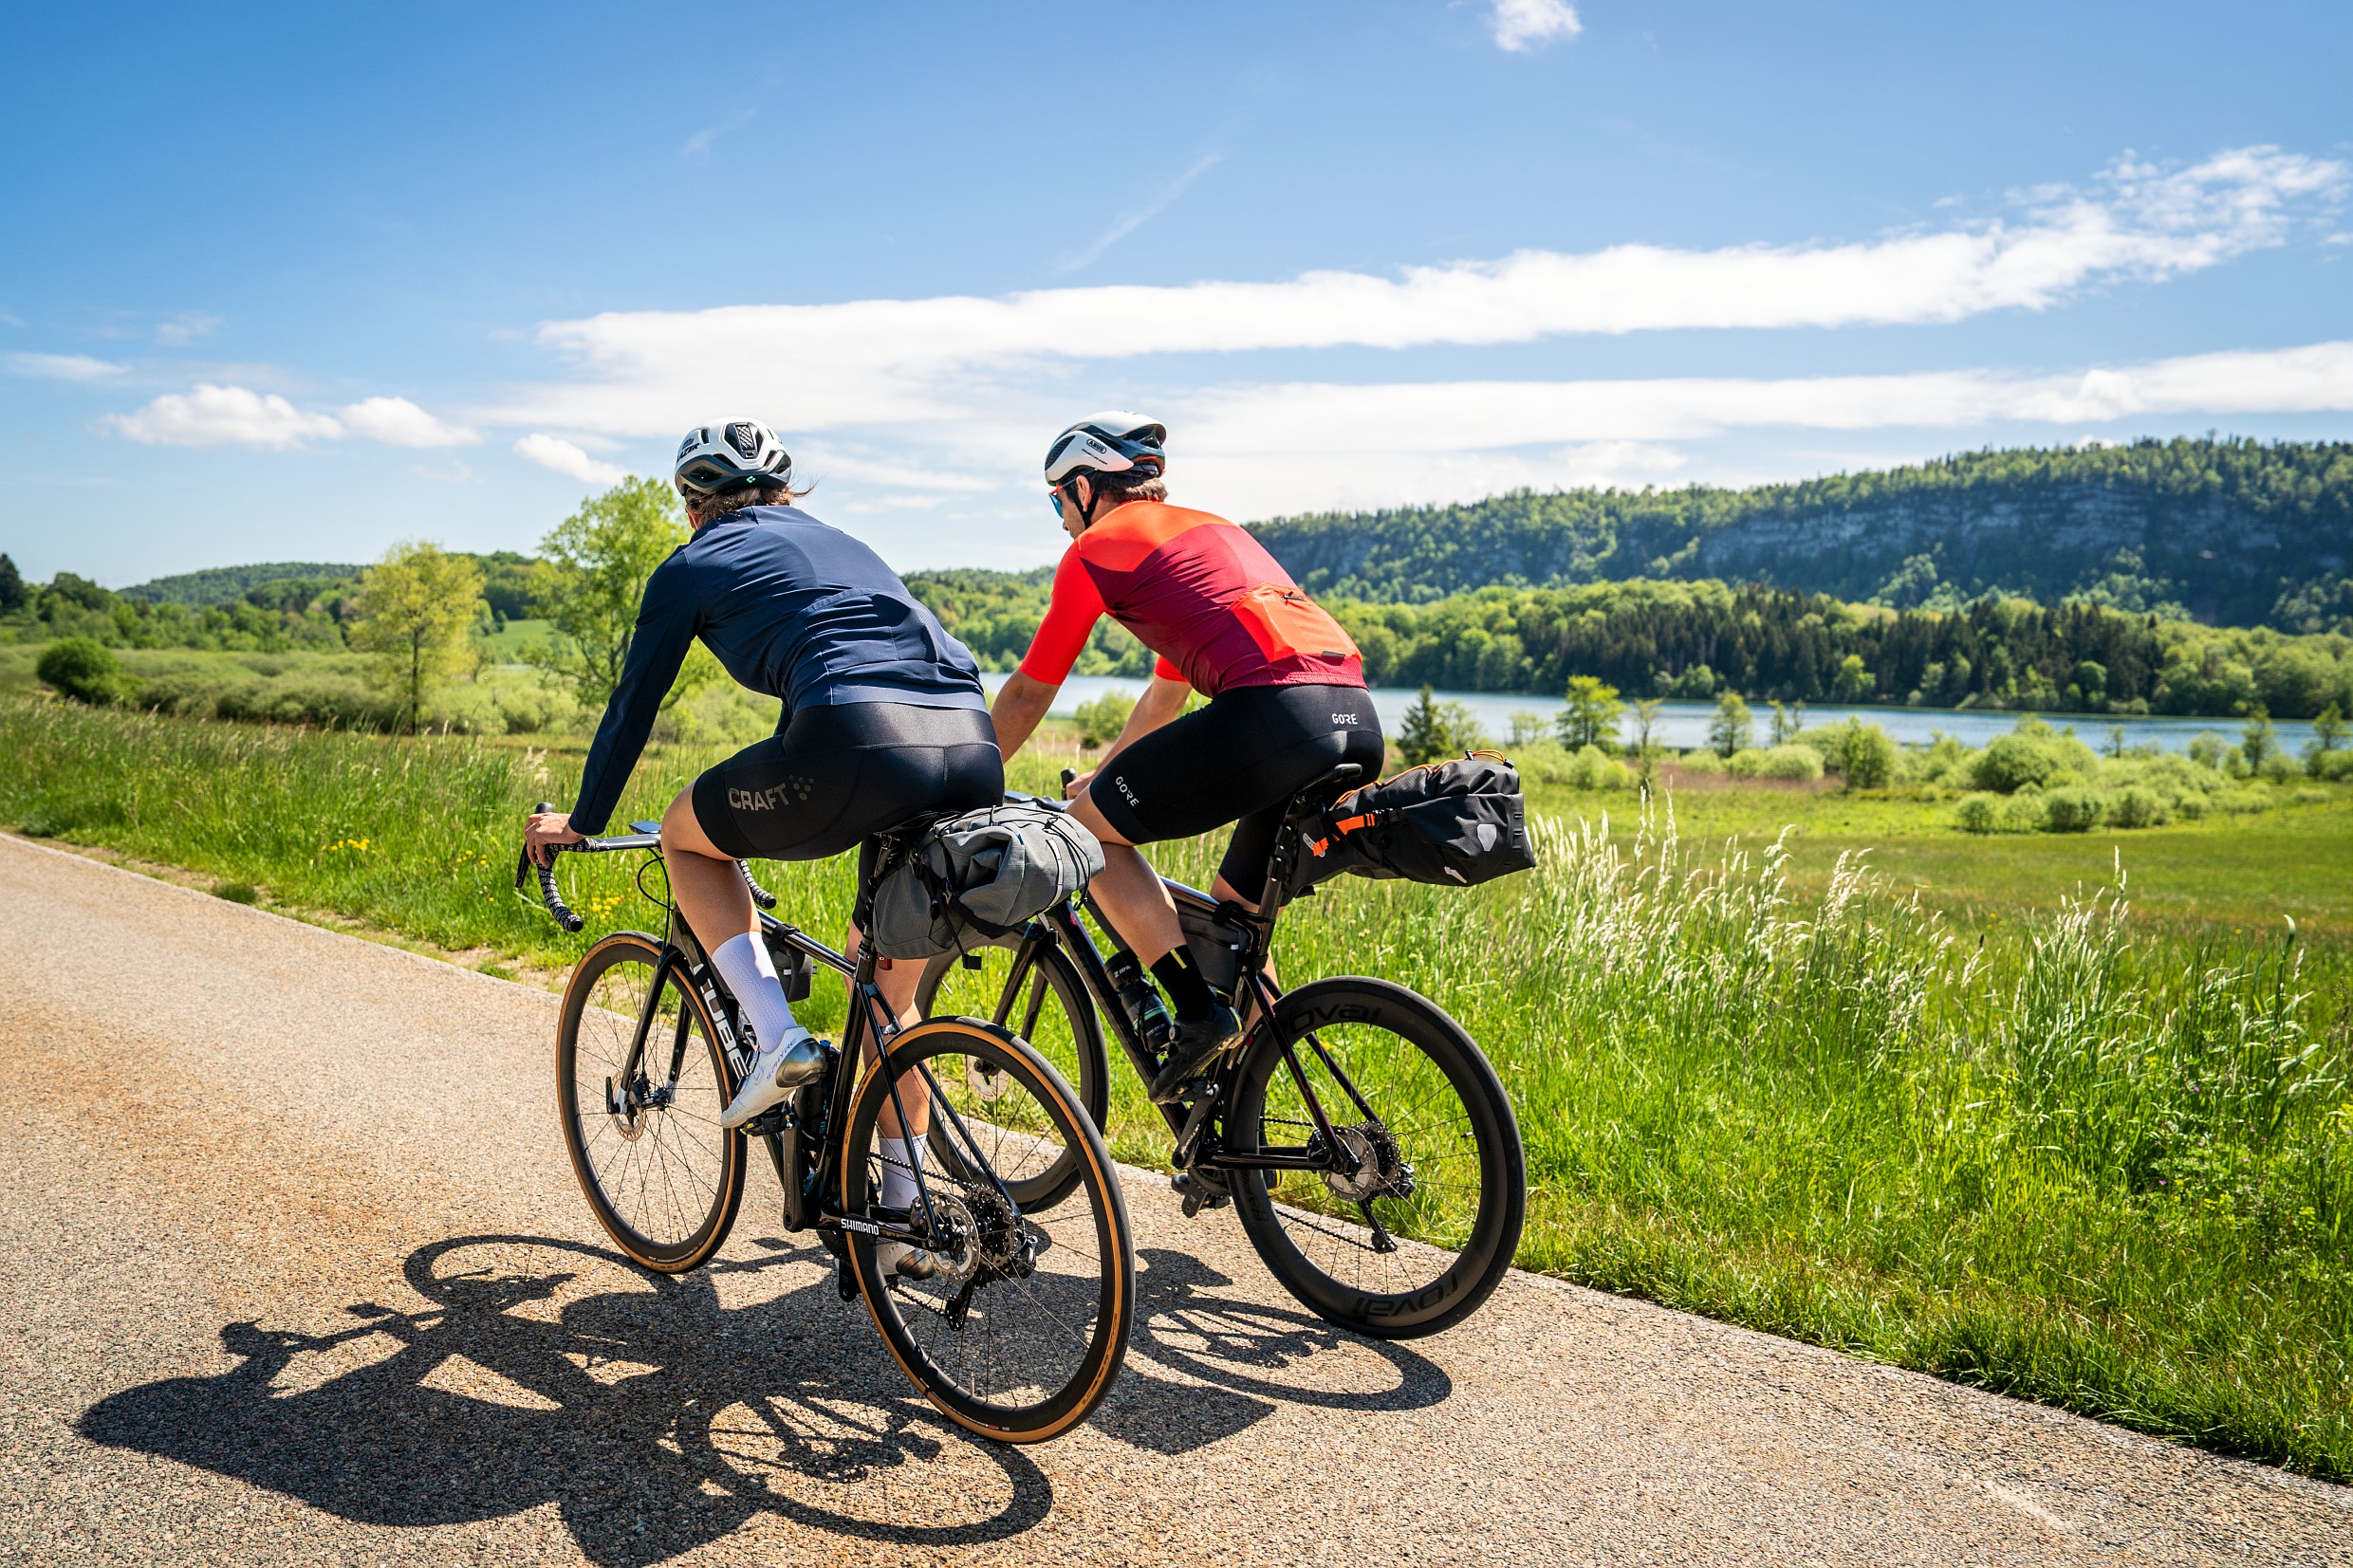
top-left (718, 1029), bottom-right (827, 1130)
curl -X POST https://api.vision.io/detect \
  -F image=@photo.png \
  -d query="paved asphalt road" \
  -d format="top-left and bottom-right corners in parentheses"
top-left (2, 833), bottom-right (2347, 1567)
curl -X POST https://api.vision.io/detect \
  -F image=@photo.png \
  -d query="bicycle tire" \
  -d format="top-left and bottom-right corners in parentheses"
top-left (843, 1016), bottom-right (1133, 1443)
top-left (1227, 976), bottom-right (1524, 1339)
top-left (914, 936), bottom-right (1109, 1212)
top-left (557, 932), bottom-right (748, 1273)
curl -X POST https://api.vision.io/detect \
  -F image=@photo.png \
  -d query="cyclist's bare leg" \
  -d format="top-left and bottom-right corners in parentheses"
top-left (1066, 787), bottom-right (1183, 965)
top-left (843, 922), bottom-right (929, 1140)
top-left (659, 786), bottom-right (754, 950)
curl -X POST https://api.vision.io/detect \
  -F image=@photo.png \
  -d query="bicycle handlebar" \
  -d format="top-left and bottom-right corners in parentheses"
top-left (516, 802), bottom-right (774, 930)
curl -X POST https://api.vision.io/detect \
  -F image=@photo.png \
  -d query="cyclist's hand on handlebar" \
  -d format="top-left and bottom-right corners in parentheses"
top-left (524, 809), bottom-right (584, 867)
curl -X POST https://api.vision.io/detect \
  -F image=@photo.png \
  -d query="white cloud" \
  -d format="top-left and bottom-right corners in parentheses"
top-left (102, 384), bottom-right (480, 451)
top-left (485, 146), bottom-right (2345, 440)
top-left (1160, 342), bottom-right (2353, 512)
top-left (103, 384), bottom-right (343, 449)
top-left (1181, 342), bottom-right (2353, 454)
top-left (156, 311), bottom-right (222, 346)
top-left (339, 396), bottom-right (480, 447)
top-left (513, 433), bottom-right (626, 485)
top-left (8, 352), bottom-right (127, 381)
top-left (1490, 0), bottom-right (1582, 52)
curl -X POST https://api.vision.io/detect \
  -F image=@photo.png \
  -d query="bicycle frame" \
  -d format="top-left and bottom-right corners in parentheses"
top-left (551, 824), bottom-right (970, 1258)
top-left (983, 778), bottom-right (1379, 1185)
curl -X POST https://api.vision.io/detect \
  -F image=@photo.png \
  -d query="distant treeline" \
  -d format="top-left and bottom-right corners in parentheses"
top-left (1249, 437), bottom-right (2353, 633)
top-left (3, 552), bottom-right (543, 655)
top-left (1326, 580), bottom-right (2352, 720)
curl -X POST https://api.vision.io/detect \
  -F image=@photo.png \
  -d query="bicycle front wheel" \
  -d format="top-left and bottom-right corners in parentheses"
top-left (557, 932), bottom-right (747, 1272)
top-left (915, 935), bottom-right (1108, 1212)
top-left (1228, 977), bottom-right (1524, 1339)
top-left (843, 1017), bottom-right (1132, 1443)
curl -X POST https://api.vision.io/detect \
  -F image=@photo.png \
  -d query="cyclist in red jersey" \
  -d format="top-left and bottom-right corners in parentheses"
top-left (991, 414), bottom-right (1385, 1102)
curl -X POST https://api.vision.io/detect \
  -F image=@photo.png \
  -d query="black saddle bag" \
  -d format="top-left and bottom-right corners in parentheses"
top-left (1288, 752), bottom-right (1536, 899)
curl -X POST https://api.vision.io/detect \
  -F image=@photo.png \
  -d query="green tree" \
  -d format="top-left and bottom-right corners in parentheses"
top-left (1507, 711), bottom-right (1551, 747)
top-left (2307, 702), bottom-right (2347, 758)
top-left (528, 477), bottom-right (713, 712)
top-left (1556, 674), bottom-right (1623, 751)
top-left (1073, 689), bottom-right (1136, 749)
top-left (349, 542), bottom-right (485, 733)
top-left (1830, 655), bottom-right (1874, 704)
top-left (1707, 692), bottom-right (1753, 757)
top-left (0, 552), bottom-right (25, 615)
top-left (2240, 705), bottom-right (2277, 771)
top-left (1397, 684), bottom-right (1487, 765)
top-left (35, 637), bottom-right (128, 705)
top-left (1769, 700), bottom-right (1806, 746)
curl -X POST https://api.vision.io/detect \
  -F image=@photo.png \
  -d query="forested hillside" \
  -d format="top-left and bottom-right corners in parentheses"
top-left (1249, 437), bottom-right (2352, 631)
top-left (120, 563), bottom-right (361, 607)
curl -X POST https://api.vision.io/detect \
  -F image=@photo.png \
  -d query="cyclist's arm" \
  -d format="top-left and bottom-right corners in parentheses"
top-left (567, 563), bottom-right (697, 836)
top-left (1095, 671), bottom-right (1191, 768)
top-left (997, 546), bottom-right (1106, 762)
top-left (991, 671), bottom-right (1058, 761)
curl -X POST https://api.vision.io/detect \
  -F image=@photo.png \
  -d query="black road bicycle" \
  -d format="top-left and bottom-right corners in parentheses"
top-left (519, 804), bottom-right (1133, 1443)
top-left (916, 766), bottom-right (1526, 1340)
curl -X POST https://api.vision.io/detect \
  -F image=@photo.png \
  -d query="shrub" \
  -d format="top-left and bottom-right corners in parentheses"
top-left (1955, 794), bottom-right (2001, 833)
top-left (1074, 689), bottom-right (1137, 750)
top-left (2040, 786), bottom-right (2104, 832)
top-left (2309, 749), bottom-right (2353, 783)
top-left (2107, 785), bottom-right (2164, 828)
top-left (2257, 751), bottom-right (2304, 783)
top-left (1566, 744), bottom-right (1634, 791)
top-left (36, 638), bottom-right (127, 705)
top-left (1971, 727), bottom-right (2091, 793)
top-left (1728, 745), bottom-right (1824, 781)
top-left (1675, 748), bottom-right (1726, 776)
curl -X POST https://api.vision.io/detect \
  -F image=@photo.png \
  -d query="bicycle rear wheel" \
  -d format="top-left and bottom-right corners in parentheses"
top-left (915, 936), bottom-right (1108, 1211)
top-left (843, 1017), bottom-right (1132, 1443)
top-left (1227, 977), bottom-right (1524, 1338)
top-left (557, 932), bottom-right (747, 1272)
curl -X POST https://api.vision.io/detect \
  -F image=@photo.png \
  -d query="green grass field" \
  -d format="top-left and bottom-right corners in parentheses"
top-left (3, 692), bottom-right (2348, 1480)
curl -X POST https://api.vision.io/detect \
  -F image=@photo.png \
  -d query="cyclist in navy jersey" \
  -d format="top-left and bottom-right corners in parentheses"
top-left (525, 420), bottom-right (998, 1277)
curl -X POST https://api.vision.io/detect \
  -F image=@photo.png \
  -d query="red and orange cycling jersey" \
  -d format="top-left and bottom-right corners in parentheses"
top-left (1017, 501), bottom-right (1364, 696)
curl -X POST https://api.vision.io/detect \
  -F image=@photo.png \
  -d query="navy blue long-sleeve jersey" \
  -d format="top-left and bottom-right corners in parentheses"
top-left (566, 506), bottom-right (986, 835)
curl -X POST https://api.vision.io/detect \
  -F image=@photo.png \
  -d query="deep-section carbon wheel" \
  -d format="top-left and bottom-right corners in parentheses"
top-left (557, 932), bottom-right (747, 1272)
top-left (915, 937), bottom-right (1108, 1212)
top-left (843, 1017), bottom-right (1132, 1443)
top-left (1228, 977), bottom-right (1524, 1339)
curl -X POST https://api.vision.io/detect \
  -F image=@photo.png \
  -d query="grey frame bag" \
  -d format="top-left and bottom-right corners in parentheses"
top-left (869, 802), bottom-right (1105, 961)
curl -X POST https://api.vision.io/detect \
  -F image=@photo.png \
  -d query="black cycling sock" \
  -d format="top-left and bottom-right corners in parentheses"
top-left (1151, 950), bottom-right (1216, 1022)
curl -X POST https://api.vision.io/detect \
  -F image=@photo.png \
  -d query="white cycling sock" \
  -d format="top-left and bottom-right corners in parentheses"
top-left (879, 1134), bottom-right (928, 1211)
top-left (710, 931), bottom-right (803, 1055)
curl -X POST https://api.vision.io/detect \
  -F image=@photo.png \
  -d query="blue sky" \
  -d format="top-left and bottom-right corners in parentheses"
top-left (2, 0), bottom-right (2347, 585)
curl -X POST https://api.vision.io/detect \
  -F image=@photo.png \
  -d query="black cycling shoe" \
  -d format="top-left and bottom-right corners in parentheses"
top-left (1148, 1005), bottom-right (1242, 1104)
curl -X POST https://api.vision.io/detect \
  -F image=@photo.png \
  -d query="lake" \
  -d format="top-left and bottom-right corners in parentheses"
top-left (977, 673), bottom-right (2325, 757)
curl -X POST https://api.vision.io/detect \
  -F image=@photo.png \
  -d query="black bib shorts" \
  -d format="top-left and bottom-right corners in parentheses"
top-left (1090, 682), bottom-right (1385, 895)
top-left (692, 701), bottom-right (1003, 862)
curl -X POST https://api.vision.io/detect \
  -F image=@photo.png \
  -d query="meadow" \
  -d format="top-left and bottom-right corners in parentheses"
top-left (3, 691), bottom-right (2348, 1480)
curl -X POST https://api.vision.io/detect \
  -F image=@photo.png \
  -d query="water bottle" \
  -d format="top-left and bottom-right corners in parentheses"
top-left (1106, 950), bottom-right (1176, 1051)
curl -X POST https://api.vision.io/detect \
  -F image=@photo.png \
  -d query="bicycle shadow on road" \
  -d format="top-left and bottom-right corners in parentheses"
top-left (79, 1233), bottom-right (1053, 1567)
top-left (1085, 1246), bottom-right (1454, 1454)
top-left (78, 1233), bottom-right (1456, 1559)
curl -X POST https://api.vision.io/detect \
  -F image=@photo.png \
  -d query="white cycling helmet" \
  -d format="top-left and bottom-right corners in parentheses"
top-left (1043, 412), bottom-right (1167, 488)
top-left (674, 419), bottom-right (793, 498)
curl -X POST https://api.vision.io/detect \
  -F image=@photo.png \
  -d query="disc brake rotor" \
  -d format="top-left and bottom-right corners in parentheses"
top-left (605, 1075), bottom-right (648, 1142)
top-left (964, 1056), bottom-right (1010, 1102)
top-left (1320, 1121), bottom-right (1410, 1204)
